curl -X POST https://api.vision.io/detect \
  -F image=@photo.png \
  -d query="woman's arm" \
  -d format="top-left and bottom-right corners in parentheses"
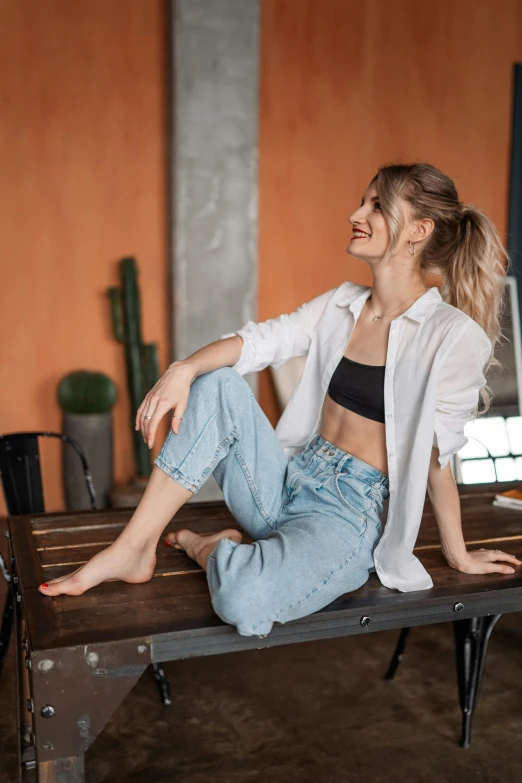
top-left (217, 287), bottom-right (337, 376)
top-left (178, 334), bottom-right (245, 382)
top-left (179, 285), bottom-right (336, 382)
top-left (427, 447), bottom-right (521, 574)
top-left (427, 448), bottom-right (468, 568)
top-left (432, 319), bottom-right (491, 470)
top-left (429, 319), bottom-right (520, 574)
top-left (135, 335), bottom-right (245, 445)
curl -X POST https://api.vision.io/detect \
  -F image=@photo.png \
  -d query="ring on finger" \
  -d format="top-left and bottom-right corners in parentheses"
top-left (144, 415), bottom-right (152, 420)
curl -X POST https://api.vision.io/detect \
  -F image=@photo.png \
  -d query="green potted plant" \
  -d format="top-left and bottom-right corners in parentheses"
top-left (57, 370), bottom-right (117, 510)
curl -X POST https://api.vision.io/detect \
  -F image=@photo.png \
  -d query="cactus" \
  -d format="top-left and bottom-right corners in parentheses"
top-left (58, 371), bottom-right (117, 414)
top-left (107, 256), bottom-right (160, 477)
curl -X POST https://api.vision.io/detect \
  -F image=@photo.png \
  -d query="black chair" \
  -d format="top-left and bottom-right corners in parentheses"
top-left (0, 432), bottom-right (171, 706)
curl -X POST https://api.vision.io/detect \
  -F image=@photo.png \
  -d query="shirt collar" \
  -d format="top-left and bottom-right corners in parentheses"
top-left (337, 284), bottom-right (442, 323)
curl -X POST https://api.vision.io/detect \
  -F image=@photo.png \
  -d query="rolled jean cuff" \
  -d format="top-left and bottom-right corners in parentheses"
top-left (153, 455), bottom-right (202, 494)
top-left (206, 538), bottom-right (239, 591)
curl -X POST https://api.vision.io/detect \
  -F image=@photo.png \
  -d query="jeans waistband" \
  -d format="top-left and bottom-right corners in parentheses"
top-left (304, 433), bottom-right (389, 491)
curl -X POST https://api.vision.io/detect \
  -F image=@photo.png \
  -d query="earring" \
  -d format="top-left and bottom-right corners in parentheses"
top-left (408, 241), bottom-right (416, 256)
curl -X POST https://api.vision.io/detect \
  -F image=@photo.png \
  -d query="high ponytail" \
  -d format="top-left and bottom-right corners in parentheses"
top-left (373, 162), bottom-right (511, 415)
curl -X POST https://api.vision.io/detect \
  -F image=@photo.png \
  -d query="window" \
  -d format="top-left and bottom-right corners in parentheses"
top-left (457, 416), bottom-right (522, 483)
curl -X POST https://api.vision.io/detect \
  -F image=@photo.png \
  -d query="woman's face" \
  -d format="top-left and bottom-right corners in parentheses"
top-left (347, 182), bottom-right (390, 261)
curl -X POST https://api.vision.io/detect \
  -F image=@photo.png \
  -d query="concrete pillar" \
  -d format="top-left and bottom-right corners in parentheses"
top-left (170, 0), bottom-right (260, 500)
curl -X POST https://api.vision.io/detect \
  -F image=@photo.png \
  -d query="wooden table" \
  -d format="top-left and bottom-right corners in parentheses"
top-left (5, 480), bottom-right (522, 781)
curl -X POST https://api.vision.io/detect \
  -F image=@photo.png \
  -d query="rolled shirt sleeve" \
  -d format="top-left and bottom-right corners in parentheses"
top-left (432, 320), bottom-right (492, 469)
top-left (219, 287), bottom-right (336, 376)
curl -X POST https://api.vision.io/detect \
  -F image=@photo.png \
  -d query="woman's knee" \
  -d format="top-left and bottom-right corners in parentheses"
top-left (193, 367), bottom-right (254, 421)
top-left (192, 366), bottom-right (242, 389)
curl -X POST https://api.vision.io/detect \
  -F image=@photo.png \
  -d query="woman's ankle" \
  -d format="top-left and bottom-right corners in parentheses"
top-left (117, 529), bottom-right (159, 553)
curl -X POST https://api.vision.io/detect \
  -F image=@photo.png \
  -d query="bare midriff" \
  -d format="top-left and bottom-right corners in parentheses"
top-left (319, 395), bottom-right (388, 476)
top-left (318, 297), bottom-right (391, 477)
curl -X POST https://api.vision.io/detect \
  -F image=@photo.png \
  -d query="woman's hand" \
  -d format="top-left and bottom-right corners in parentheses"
top-left (135, 362), bottom-right (196, 449)
top-left (452, 547), bottom-right (521, 575)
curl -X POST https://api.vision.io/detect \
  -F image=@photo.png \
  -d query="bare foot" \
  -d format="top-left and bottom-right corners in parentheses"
top-left (165, 528), bottom-right (242, 570)
top-left (38, 537), bottom-right (157, 597)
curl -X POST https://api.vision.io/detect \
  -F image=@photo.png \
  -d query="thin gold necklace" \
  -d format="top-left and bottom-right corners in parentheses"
top-left (369, 287), bottom-right (428, 322)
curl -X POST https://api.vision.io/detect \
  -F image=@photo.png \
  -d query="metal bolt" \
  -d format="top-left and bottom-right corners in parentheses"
top-left (25, 657), bottom-right (31, 670)
top-left (26, 699), bottom-right (34, 713)
top-left (16, 593), bottom-right (21, 603)
top-left (22, 638), bottom-right (28, 651)
top-left (360, 616), bottom-right (371, 628)
top-left (40, 705), bottom-right (55, 719)
top-left (454, 602), bottom-right (465, 613)
top-left (3, 529), bottom-right (9, 538)
top-left (137, 644), bottom-right (147, 654)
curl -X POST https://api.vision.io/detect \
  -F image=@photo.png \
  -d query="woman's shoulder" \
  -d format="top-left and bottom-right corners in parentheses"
top-left (430, 301), bottom-right (491, 355)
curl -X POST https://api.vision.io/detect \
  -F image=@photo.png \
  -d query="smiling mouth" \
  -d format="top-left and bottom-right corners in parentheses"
top-left (352, 230), bottom-right (371, 239)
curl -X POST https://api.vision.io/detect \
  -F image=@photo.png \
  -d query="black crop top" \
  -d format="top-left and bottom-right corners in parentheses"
top-left (327, 356), bottom-right (386, 423)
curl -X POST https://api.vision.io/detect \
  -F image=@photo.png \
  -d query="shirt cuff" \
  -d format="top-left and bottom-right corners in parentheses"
top-left (432, 425), bottom-right (468, 470)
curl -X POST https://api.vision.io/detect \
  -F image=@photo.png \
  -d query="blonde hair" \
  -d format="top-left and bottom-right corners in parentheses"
top-left (371, 162), bottom-right (511, 415)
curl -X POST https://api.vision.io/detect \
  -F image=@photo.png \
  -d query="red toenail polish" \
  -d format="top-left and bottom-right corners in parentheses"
top-left (164, 539), bottom-right (172, 547)
top-left (40, 584), bottom-right (48, 589)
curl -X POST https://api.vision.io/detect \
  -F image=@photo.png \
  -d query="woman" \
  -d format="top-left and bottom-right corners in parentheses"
top-left (39, 162), bottom-right (521, 637)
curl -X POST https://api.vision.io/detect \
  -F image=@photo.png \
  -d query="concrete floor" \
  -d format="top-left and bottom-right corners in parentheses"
top-left (1, 608), bottom-right (521, 783)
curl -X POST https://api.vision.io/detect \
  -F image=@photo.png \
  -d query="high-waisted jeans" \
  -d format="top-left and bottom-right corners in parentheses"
top-left (154, 367), bottom-right (390, 637)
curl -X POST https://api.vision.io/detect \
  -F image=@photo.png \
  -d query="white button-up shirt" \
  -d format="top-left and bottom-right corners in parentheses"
top-left (220, 282), bottom-right (492, 593)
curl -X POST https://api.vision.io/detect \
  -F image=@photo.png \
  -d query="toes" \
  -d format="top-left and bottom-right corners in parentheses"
top-left (164, 529), bottom-right (242, 555)
top-left (175, 529), bottom-right (196, 547)
top-left (39, 574), bottom-right (86, 597)
top-left (224, 529), bottom-right (242, 544)
top-left (165, 533), bottom-right (184, 550)
top-left (39, 583), bottom-right (59, 596)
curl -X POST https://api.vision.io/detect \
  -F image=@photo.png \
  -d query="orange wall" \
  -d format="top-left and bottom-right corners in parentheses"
top-left (0, 0), bottom-right (168, 514)
top-left (1, 0), bottom-right (522, 512)
top-left (258, 0), bottom-right (522, 422)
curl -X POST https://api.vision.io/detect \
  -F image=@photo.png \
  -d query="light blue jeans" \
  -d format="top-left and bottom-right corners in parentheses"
top-left (154, 367), bottom-right (390, 637)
